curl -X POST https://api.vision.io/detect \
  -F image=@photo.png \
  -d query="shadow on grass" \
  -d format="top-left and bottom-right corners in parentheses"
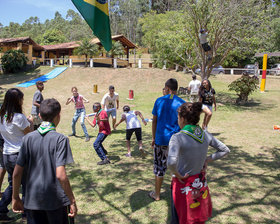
top-left (0, 67), bottom-right (45, 86)
top-left (208, 145), bottom-right (280, 223)
top-left (216, 92), bottom-right (276, 112)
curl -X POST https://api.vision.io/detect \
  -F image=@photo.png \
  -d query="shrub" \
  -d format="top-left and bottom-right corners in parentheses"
top-left (228, 74), bottom-right (259, 104)
top-left (1, 49), bottom-right (28, 73)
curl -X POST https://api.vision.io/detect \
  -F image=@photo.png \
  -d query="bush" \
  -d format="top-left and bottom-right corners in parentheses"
top-left (1, 50), bottom-right (28, 73)
top-left (228, 74), bottom-right (259, 104)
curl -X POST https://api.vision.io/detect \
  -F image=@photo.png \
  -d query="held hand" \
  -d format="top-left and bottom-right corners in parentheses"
top-left (175, 173), bottom-right (189, 184)
top-left (27, 115), bottom-right (34, 123)
top-left (68, 203), bottom-right (78, 218)
top-left (12, 198), bottom-right (24, 213)
top-left (143, 120), bottom-right (147, 126)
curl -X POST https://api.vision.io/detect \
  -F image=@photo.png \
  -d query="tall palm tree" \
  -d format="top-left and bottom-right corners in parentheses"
top-left (74, 39), bottom-right (99, 67)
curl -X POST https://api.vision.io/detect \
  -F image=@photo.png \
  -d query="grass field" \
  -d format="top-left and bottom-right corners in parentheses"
top-left (0, 66), bottom-right (280, 224)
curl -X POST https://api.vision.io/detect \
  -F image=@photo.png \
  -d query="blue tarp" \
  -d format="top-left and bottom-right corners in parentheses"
top-left (16, 67), bottom-right (68, 87)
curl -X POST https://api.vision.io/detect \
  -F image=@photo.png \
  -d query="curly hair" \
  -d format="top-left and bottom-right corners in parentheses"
top-left (178, 102), bottom-right (202, 125)
top-left (199, 79), bottom-right (212, 97)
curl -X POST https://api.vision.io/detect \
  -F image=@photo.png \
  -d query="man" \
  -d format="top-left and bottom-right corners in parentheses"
top-left (101, 85), bottom-right (119, 130)
top-left (188, 74), bottom-right (201, 102)
top-left (150, 79), bottom-right (212, 201)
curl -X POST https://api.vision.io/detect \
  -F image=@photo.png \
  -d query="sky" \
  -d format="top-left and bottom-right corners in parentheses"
top-left (0, 0), bottom-right (79, 26)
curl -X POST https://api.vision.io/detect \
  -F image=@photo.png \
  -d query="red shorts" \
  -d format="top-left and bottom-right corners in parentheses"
top-left (171, 172), bottom-right (212, 224)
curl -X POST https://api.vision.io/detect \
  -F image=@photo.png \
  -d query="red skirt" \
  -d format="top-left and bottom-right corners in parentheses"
top-left (171, 172), bottom-right (212, 224)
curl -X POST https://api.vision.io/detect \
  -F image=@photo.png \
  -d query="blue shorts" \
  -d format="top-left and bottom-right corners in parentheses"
top-left (106, 108), bottom-right (117, 119)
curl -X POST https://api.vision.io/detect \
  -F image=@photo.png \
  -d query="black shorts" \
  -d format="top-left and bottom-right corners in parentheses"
top-left (202, 43), bottom-right (211, 52)
top-left (26, 205), bottom-right (74, 224)
top-left (126, 128), bottom-right (142, 141)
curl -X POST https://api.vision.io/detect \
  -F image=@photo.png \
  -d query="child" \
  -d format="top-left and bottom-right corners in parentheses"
top-left (167, 102), bottom-right (230, 224)
top-left (12, 98), bottom-right (77, 224)
top-left (31, 81), bottom-right (44, 130)
top-left (199, 29), bottom-right (212, 60)
top-left (85, 102), bottom-right (111, 165)
top-left (0, 133), bottom-right (6, 198)
top-left (199, 79), bottom-right (216, 130)
top-left (114, 105), bottom-right (147, 157)
top-left (66, 87), bottom-right (90, 142)
top-left (0, 88), bottom-right (33, 222)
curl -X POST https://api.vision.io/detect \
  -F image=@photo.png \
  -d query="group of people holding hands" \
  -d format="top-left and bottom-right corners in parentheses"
top-left (0, 75), bottom-right (229, 224)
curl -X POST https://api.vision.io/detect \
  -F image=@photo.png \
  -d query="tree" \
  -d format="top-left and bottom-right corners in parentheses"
top-left (40, 29), bottom-right (67, 45)
top-left (73, 39), bottom-right (100, 67)
top-left (1, 50), bottom-right (28, 73)
top-left (228, 74), bottom-right (259, 104)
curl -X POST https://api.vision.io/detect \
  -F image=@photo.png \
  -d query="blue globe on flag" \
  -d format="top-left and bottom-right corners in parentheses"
top-left (96, 0), bottom-right (107, 4)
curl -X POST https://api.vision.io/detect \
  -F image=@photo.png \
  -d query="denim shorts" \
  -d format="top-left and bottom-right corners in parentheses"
top-left (106, 108), bottom-right (117, 118)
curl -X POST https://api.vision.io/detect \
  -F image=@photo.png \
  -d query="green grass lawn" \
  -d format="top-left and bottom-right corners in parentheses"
top-left (0, 67), bottom-right (280, 223)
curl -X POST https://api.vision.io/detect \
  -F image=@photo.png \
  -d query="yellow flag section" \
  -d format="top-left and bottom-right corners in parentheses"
top-left (83, 0), bottom-right (109, 16)
top-left (71, 0), bottom-right (112, 51)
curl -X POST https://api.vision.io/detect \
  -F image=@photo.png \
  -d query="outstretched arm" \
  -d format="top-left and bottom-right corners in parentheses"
top-left (135, 111), bottom-right (147, 126)
top-left (114, 116), bottom-right (125, 129)
top-left (85, 116), bottom-right (96, 128)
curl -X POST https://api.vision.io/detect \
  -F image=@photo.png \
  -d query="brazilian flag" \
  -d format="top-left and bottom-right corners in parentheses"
top-left (71, 0), bottom-right (112, 51)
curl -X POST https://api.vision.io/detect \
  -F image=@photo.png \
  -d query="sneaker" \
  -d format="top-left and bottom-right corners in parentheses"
top-left (0, 214), bottom-right (14, 223)
top-left (97, 158), bottom-right (110, 165)
top-left (103, 149), bottom-right (108, 155)
top-left (85, 137), bottom-right (90, 142)
top-left (68, 133), bottom-right (76, 137)
top-left (125, 153), bottom-right (131, 157)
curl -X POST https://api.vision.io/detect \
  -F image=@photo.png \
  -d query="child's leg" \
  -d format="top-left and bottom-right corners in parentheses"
top-left (80, 109), bottom-right (89, 138)
top-left (126, 129), bottom-right (134, 156)
top-left (93, 133), bottom-right (108, 160)
top-left (135, 128), bottom-right (145, 157)
top-left (126, 140), bottom-right (131, 155)
top-left (71, 110), bottom-right (80, 135)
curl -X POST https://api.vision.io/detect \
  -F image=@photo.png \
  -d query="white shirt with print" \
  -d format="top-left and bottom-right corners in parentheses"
top-left (189, 80), bottom-right (201, 95)
top-left (122, 111), bottom-right (141, 130)
top-left (101, 92), bottom-right (119, 111)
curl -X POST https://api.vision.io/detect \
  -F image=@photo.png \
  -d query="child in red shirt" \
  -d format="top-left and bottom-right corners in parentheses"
top-left (85, 102), bottom-right (111, 165)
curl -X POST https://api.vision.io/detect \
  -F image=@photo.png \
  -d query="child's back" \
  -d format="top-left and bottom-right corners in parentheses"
top-left (17, 129), bottom-right (73, 210)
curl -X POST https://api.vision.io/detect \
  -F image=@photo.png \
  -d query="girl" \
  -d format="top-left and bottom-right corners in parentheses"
top-left (114, 105), bottom-right (147, 157)
top-left (0, 88), bottom-right (33, 222)
top-left (199, 79), bottom-right (216, 130)
top-left (167, 102), bottom-right (230, 224)
top-left (66, 87), bottom-right (90, 142)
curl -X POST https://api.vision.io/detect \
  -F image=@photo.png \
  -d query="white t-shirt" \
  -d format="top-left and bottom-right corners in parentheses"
top-left (188, 80), bottom-right (201, 95)
top-left (101, 92), bottom-right (119, 110)
top-left (122, 111), bottom-right (141, 130)
top-left (199, 32), bottom-right (208, 44)
top-left (0, 113), bottom-right (30, 154)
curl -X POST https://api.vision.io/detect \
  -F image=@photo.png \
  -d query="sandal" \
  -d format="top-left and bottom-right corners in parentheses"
top-left (125, 153), bottom-right (131, 157)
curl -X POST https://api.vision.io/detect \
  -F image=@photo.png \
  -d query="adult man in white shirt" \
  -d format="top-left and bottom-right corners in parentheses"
top-left (188, 74), bottom-right (201, 102)
top-left (101, 85), bottom-right (119, 130)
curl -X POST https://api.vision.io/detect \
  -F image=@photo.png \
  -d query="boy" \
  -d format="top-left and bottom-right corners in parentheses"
top-left (85, 102), bottom-right (111, 165)
top-left (114, 105), bottom-right (147, 157)
top-left (101, 85), bottom-right (119, 130)
top-left (199, 29), bottom-right (212, 60)
top-left (12, 98), bottom-right (77, 224)
top-left (31, 81), bottom-right (44, 130)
